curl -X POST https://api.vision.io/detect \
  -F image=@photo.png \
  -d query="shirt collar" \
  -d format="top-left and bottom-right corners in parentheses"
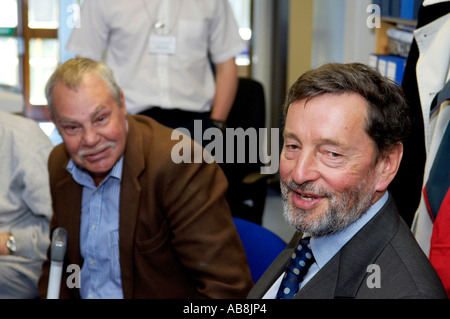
top-left (67, 155), bottom-right (124, 189)
top-left (309, 191), bottom-right (389, 269)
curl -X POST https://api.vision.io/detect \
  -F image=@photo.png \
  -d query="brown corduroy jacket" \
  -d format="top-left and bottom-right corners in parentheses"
top-left (38, 115), bottom-right (253, 299)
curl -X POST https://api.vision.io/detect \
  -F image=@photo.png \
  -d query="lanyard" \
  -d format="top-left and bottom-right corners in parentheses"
top-left (142, 0), bottom-right (183, 35)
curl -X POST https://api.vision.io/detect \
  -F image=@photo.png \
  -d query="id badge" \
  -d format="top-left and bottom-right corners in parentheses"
top-left (149, 34), bottom-right (177, 55)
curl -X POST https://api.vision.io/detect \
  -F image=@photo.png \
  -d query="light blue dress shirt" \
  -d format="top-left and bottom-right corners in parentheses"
top-left (67, 156), bottom-right (124, 299)
top-left (263, 191), bottom-right (389, 299)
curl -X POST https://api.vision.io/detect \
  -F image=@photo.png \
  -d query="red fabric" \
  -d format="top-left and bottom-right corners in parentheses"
top-left (429, 187), bottom-right (450, 298)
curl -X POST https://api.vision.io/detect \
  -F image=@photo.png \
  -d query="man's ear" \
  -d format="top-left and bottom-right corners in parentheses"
top-left (375, 142), bottom-right (403, 192)
top-left (119, 90), bottom-right (127, 114)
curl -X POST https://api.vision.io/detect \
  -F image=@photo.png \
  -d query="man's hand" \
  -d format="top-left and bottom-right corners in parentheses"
top-left (0, 233), bottom-right (11, 255)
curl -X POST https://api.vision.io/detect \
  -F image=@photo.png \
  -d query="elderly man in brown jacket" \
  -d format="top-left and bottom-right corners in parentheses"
top-left (38, 58), bottom-right (253, 299)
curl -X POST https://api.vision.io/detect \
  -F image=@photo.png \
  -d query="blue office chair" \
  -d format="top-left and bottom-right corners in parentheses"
top-left (233, 217), bottom-right (286, 282)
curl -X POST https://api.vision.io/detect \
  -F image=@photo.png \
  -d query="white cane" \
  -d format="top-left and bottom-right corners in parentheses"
top-left (46, 227), bottom-right (67, 299)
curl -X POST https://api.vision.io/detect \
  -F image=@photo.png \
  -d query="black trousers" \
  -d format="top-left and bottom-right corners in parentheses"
top-left (138, 107), bottom-right (215, 148)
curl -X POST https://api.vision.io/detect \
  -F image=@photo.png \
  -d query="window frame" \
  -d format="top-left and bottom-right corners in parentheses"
top-left (18, 0), bottom-right (58, 121)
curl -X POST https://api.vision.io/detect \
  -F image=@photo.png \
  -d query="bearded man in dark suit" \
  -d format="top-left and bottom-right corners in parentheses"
top-left (248, 63), bottom-right (447, 299)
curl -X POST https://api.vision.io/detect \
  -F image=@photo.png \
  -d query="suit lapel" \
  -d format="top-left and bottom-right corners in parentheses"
top-left (118, 116), bottom-right (145, 298)
top-left (53, 152), bottom-right (83, 269)
top-left (295, 253), bottom-right (340, 299)
top-left (297, 195), bottom-right (400, 299)
top-left (334, 196), bottom-right (399, 298)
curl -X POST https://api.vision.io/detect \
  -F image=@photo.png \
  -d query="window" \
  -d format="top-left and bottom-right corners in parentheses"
top-left (0, 0), bottom-right (59, 120)
top-left (25, 0), bottom-right (60, 120)
top-left (28, 0), bottom-right (59, 29)
top-left (0, 0), bottom-right (19, 90)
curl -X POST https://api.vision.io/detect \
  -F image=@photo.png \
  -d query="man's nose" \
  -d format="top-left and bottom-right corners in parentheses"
top-left (82, 126), bottom-right (100, 147)
top-left (292, 150), bottom-right (321, 185)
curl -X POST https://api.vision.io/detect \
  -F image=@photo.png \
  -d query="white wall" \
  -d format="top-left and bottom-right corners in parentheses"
top-left (251, 0), bottom-right (275, 130)
top-left (312, 0), bottom-right (346, 67)
top-left (251, 0), bottom-right (377, 131)
top-left (343, 0), bottom-right (376, 64)
top-left (311, 0), bottom-right (376, 67)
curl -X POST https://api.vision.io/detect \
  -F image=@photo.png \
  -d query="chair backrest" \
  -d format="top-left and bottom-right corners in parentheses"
top-left (224, 78), bottom-right (266, 180)
top-left (233, 217), bottom-right (286, 282)
top-left (222, 78), bottom-right (268, 224)
top-left (227, 77), bottom-right (265, 130)
top-left (225, 78), bottom-right (266, 173)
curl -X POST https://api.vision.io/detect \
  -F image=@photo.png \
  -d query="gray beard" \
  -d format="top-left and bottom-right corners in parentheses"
top-left (280, 178), bottom-right (375, 237)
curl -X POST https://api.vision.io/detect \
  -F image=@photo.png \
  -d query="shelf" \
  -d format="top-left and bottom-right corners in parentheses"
top-left (381, 16), bottom-right (417, 28)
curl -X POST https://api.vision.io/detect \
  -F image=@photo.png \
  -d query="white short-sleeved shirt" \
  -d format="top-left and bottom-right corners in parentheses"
top-left (67, 0), bottom-right (246, 114)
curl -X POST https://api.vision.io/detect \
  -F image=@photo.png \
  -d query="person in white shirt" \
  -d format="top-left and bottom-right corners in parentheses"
top-left (0, 110), bottom-right (53, 298)
top-left (66, 0), bottom-right (245, 138)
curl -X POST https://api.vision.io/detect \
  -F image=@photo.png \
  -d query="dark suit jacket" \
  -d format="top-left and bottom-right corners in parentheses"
top-left (248, 195), bottom-right (447, 299)
top-left (38, 115), bottom-right (253, 299)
